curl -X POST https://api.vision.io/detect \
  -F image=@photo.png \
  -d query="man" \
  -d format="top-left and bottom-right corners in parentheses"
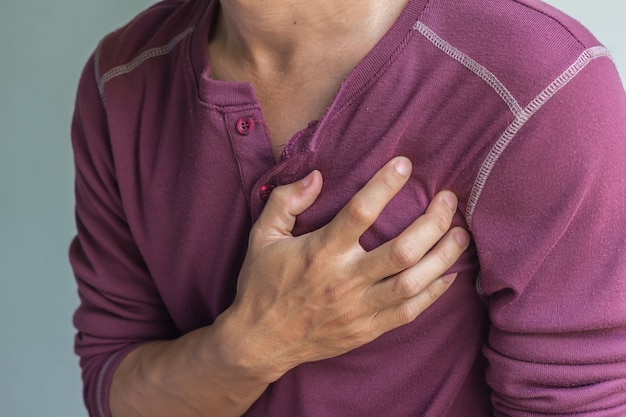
top-left (71, 0), bottom-right (626, 415)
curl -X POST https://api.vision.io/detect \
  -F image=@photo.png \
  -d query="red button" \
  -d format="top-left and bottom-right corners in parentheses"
top-left (236, 118), bottom-right (254, 135)
top-left (259, 184), bottom-right (275, 201)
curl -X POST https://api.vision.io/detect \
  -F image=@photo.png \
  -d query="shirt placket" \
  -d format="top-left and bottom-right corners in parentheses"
top-left (224, 107), bottom-right (313, 222)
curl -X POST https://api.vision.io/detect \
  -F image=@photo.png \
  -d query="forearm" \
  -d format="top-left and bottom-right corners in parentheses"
top-left (109, 317), bottom-right (271, 417)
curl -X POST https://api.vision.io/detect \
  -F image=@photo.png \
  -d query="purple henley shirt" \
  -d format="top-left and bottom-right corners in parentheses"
top-left (70, 0), bottom-right (626, 415)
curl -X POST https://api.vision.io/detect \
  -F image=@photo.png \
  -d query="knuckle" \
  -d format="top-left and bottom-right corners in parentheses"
top-left (333, 313), bottom-right (352, 328)
top-left (379, 175), bottom-right (397, 194)
top-left (248, 224), bottom-right (270, 248)
top-left (266, 183), bottom-right (288, 204)
top-left (303, 244), bottom-right (325, 269)
top-left (346, 202), bottom-right (376, 227)
top-left (322, 282), bottom-right (347, 304)
top-left (390, 240), bottom-right (417, 269)
top-left (395, 303), bottom-right (417, 324)
top-left (429, 211), bottom-right (452, 236)
top-left (395, 274), bottom-right (423, 298)
top-left (298, 241), bottom-right (330, 277)
top-left (333, 315), bottom-right (372, 349)
top-left (268, 182), bottom-right (309, 214)
top-left (425, 284), bottom-right (441, 303)
top-left (344, 328), bottom-right (370, 349)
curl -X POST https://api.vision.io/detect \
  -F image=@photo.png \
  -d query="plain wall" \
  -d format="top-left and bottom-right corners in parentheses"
top-left (0, 1), bottom-right (623, 416)
top-left (0, 2), bottom-right (155, 416)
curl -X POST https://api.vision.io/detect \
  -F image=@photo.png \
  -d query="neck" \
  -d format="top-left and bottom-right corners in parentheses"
top-left (211, 0), bottom-right (408, 76)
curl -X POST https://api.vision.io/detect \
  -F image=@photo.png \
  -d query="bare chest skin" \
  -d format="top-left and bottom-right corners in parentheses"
top-left (251, 81), bottom-right (337, 161)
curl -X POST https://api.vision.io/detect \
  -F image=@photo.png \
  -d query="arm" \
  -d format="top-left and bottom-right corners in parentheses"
top-left (473, 56), bottom-right (626, 415)
top-left (71, 55), bottom-right (470, 417)
top-left (108, 163), bottom-right (468, 417)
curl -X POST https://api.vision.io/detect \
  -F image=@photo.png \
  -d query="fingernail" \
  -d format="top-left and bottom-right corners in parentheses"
top-left (442, 191), bottom-right (457, 210)
top-left (442, 273), bottom-right (457, 283)
top-left (301, 171), bottom-right (316, 188)
top-left (393, 157), bottom-right (411, 177)
top-left (454, 229), bottom-right (469, 247)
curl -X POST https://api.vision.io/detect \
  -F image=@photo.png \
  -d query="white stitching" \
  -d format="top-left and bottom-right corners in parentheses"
top-left (97, 27), bottom-right (195, 102)
top-left (465, 46), bottom-right (613, 227)
top-left (414, 21), bottom-right (523, 116)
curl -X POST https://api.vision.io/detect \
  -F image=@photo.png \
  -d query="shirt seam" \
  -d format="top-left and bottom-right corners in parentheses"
top-left (414, 21), bottom-right (523, 116)
top-left (95, 27), bottom-right (196, 104)
top-left (465, 46), bottom-right (612, 230)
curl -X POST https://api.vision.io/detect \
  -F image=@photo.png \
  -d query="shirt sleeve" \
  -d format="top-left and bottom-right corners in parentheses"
top-left (69, 53), bottom-right (180, 417)
top-left (472, 55), bottom-right (626, 415)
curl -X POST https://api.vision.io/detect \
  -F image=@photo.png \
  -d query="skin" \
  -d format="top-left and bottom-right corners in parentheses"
top-left (109, 1), bottom-right (470, 416)
top-left (209, 0), bottom-right (410, 159)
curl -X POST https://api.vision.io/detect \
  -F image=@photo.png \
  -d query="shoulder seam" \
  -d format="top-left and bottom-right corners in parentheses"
top-left (465, 46), bottom-right (613, 228)
top-left (414, 21), bottom-right (523, 116)
top-left (95, 26), bottom-right (195, 103)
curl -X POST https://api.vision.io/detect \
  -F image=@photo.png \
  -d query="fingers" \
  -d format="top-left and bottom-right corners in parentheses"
top-left (366, 226), bottom-right (469, 334)
top-left (365, 227), bottom-right (469, 308)
top-left (321, 157), bottom-right (413, 251)
top-left (359, 190), bottom-right (460, 281)
top-left (370, 272), bottom-right (458, 335)
top-left (252, 171), bottom-right (323, 242)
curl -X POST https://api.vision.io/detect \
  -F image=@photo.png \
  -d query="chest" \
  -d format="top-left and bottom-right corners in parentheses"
top-left (111, 54), bottom-right (514, 331)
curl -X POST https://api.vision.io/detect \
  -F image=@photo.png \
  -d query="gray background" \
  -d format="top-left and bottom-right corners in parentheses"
top-left (0, 1), bottom-right (623, 416)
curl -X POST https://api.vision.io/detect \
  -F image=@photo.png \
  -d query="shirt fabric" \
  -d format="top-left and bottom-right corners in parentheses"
top-left (70, 0), bottom-right (626, 415)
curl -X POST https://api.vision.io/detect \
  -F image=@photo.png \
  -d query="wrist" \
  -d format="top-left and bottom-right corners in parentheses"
top-left (208, 308), bottom-right (287, 385)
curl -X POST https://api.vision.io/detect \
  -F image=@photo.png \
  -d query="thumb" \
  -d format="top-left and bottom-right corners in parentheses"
top-left (252, 170), bottom-right (323, 242)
